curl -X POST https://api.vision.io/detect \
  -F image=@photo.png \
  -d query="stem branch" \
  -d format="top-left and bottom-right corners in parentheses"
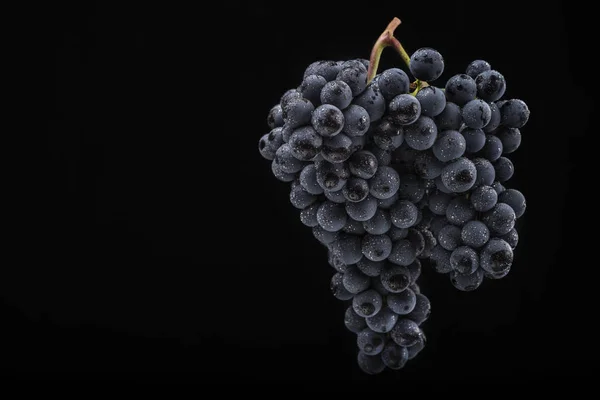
top-left (366, 18), bottom-right (404, 84)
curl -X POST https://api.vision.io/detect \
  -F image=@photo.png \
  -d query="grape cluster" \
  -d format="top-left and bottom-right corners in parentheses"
top-left (259, 47), bottom-right (528, 374)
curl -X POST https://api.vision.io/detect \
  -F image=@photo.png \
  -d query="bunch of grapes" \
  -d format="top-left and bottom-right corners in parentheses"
top-left (258, 18), bottom-right (528, 375)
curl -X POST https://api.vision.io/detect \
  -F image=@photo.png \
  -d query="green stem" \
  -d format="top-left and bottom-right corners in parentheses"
top-left (366, 18), bottom-right (402, 84)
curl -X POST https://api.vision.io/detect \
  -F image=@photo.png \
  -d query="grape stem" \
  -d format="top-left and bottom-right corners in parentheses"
top-left (366, 17), bottom-right (430, 92)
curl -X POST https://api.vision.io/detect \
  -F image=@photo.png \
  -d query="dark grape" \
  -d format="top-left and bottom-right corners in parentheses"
top-left (450, 246), bottom-right (479, 274)
top-left (500, 228), bottom-right (519, 249)
top-left (441, 157), bottom-right (477, 193)
top-left (328, 246), bottom-right (348, 273)
top-left (466, 59), bottom-right (491, 79)
top-left (362, 234), bottom-right (393, 262)
top-left (407, 259), bottom-right (422, 284)
top-left (311, 104), bottom-right (344, 137)
top-left (390, 318), bottom-right (423, 347)
top-left (416, 86), bottom-right (446, 117)
top-left (407, 335), bottom-right (426, 360)
top-left (475, 70), bottom-right (506, 102)
top-left (369, 166), bottom-right (400, 200)
top-left (377, 192), bottom-right (399, 210)
top-left (267, 104), bottom-right (284, 129)
top-left (438, 224), bottom-right (462, 251)
top-left (298, 74), bottom-right (327, 106)
top-left (274, 143), bottom-right (305, 174)
top-left (348, 150), bottom-right (378, 179)
top-left (324, 189), bottom-right (346, 203)
top-left (406, 293), bottom-right (431, 325)
top-left (470, 185), bottom-right (498, 212)
top-left (495, 127), bottom-right (522, 154)
top-left (428, 191), bottom-right (453, 216)
top-left (390, 200), bottom-right (419, 228)
top-left (500, 99), bottom-right (530, 128)
top-left (430, 244), bottom-right (453, 273)
top-left (435, 101), bottom-right (462, 130)
top-left (304, 60), bottom-right (341, 81)
top-left (482, 203), bottom-right (516, 235)
top-left (289, 182), bottom-right (318, 209)
top-left (331, 272), bottom-right (354, 300)
top-left (389, 226), bottom-right (408, 241)
top-left (445, 74), bottom-right (477, 106)
top-left (357, 258), bottom-right (384, 277)
top-left (357, 328), bottom-right (386, 355)
top-left (343, 265), bottom-right (371, 294)
top-left (387, 288), bottom-right (417, 315)
top-left (484, 102), bottom-right (501, 133)
top-left (404, 116), bottom-right (438, 150)
top-left (461, 128), bottom-right (486, 153)
top-left (313, 225), bottom-right (340, 245)
top-left (462, 99), bottom-right (492, 129)
top-left (321, 133), bottom-right (353, 163)
top-left (414, 151), bottom-right (444, 179)
top-left (342, 177), bottom-right (370, 203)
top-left (345, 195), bottom-right (378, 221)
top-left (289, 126), bottom-right (323, 161)
top-left (378, 68), bottom-right (411, 101)
top-left (342, 105), bottom-right (370, 137)
top-left (499, 189), bottom-right (527, 218)
top-left (330, 234), bottom-right (364, 265)
top-left (494, 157), bottom-right (514, 182)
top-left (397, 173), bottom-right (425, 203)
top-left (478, 134), bottom-right (503, 162)
top-left (282, 97), bottom-right (315, 129)
top-left (280, 89), bottom-right (302, 110)
top-left (446, 196), bottom-right (476, 226)
top-left (357, 351), bottom-right (386, 375)
top-left (492, 181), bottom-right (506, 195)
top-left (344, 306), bottom-right (367, 333)
top-left (409, 48), bottom-right (444, 81)
top-left (353, 80), bottom-right (386, 121)
top-left (337, 63), bottom-right (368, 96)
top-left (353, 289), bottom-right (383, 318)
top-left (366, 306), bottom-right (398, 333)
top-left (316, 201), bottom-right (347, 232)
top-left (320, 80), bottom-right (353, 109)
top-left (461, 220), bottom-right (490, 248)
top-left (300, 202), bottom-right (321, 227)
top-left (480, 238), bottom-right (513, 274)
top-left (315, 159), bottom-right (350, 191)
top-left (433, 130), bottom-right (466, 162)
top-left (388, 239), bottom-right (417, 266)
top-left (450, 268), bottom-right (484, 291)
top-left (299, 164), bottom-right (324, 195)
top-left (381, 342), bottom-right (409, 370)
top-left (472, 157), bottom-right (496, 187)
top-left (363, 209), bottom-right (392, 235)
top-left (380, 265), bottom-right (411, 293)
top-left (388, 94), bottom-right (421, 125)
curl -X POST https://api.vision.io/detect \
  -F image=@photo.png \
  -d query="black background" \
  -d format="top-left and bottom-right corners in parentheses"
top-left (5, 0), bottom-right (594, 385)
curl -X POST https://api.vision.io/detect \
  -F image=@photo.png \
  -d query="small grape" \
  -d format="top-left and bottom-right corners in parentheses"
top-left (366, 306), bottom-right (398, 333)
top-left (492, 181), bottom-right (506, 195)
top-left (300, 202), bottom-right (320, 227)
top-left (377, 192), bottom-right (399, 209)
top-left (462, 99), bottom-right (492, 129)
top-left (419, 228), bottom-right (437, 259)
top-left (461, 128), bottom-right (486, 153)
top-left (369, 166), bottom-right (400, 200)
top-left (311, 104), bottom-right (344, 137)
top-left (397, 173), bottom-right (425, 203)
top-left (499, 189), bottom-right (526, 218)
top-left (267, 104), bottom-right (284, 129)
top-left (496, 127), bottom-right (522, 154)
top-left (378, 68), bottom-right (411, 101)
top-left (478, 134), bottom-right (504, 162)
top-left (388, 226), bottom-right (408, 241)
top-left (484, 102), bottom-right (502, 133)
top-left (500, 99), bottom-right (530, 128)
top-left (274, 143), bottom-right (305, 174)
top-left (313, 225), bottom-right (340, 245)
top-left (407, 259), bottom-right (422, 284)
top-left (461, 220), bottom-right (490, 248)
top-left (330, 233), bottom-right (364, 265)
top-left (345, 195), bottom-right (378, 221)
top-left (353, 80), bottom-right (387, 121)
top-left (320, 80), bottom-right (353, 109)
top-left (409, 47), bottom-right (444, 82)
top-left (373, 121), bottom-right (404, 151)
top-left (344, 306), bottom-right (367, 333)
top-left (450, 246), bottom-right (479, 274)
top-left (414, 151), bottom-right (444, 179)
top-left (470, 185), bottom-right (498, 212)
top-left (288, 126), bottom-right (323, 161)
top-left (500, 228), bottom-right (519, 249)
top-left (258, 127), bottom-right (284, 160)
top-left (299, 164), bottom-right (324, 195)
top-left (475, 70), bottom-right (506, 102)
top-left (494, 157), bottom-right (514, 182)
top-left (416, 86), bottom-right (446, 117)
top-left (357, 258), bottom-right (384, 277)
top-left (298, 74), bottom-right (327, 106)
top-left (435, 101), bottom-right (462, 130)
top-left (371, 275), bottom-right (390, 296)
top-left (380, 265), bottom-right (411, 293)
top-left (480, 238), bottom-right (513, 274)
top-left (408, 228), bottom-right (425, 256)
top-left (362, 234), bottom-right (393, 262)
top-left (388, 94), bottom-right (421, 125)
top-left (446, 196), bottom-right (476, 226)
top-left (328, 246), bottom-right (348, 273)
top-left (348, 150), bottom-right (378, 179)
top-left (388, 239), bottom-right (417, 267)
top-left (316, 201), bottom-right (347, 232)
top-left (387, 288), bottom-right (417, 315)
top-left (405, 293), bottom-right (431, 325)
top-left (381, 342), bottom-right (409, 370)
top-left (466, 59), bottom-right (491, 79)
top-left (450, 268), bottom-right (485, 291)
top-left (315, 159), bottom-right (350, 191)
top-left (353, 289), bottom-right (383, 318)
top-left (390, 318), bottom-right (423, 347)
top-left (289, 182), bottom-right (318, 209)
top-left (357, 351), bottom-right (386, 375)
top-left (445, 74), bottom-right (477, 106)
top-left (438, 224), bottom-right (462, 251)
top-left (357, 328), bottom-right (386, 355)
top-left (321, 133), bottom-right (353, 163)
top-left (331, 272), bottom-right (354, 300)
top-left (336, 63), bottom-right (368, 96)
top-left (433, 130), bottom-right (466, 162)
top-left (282, 97), bottom-right (315, 129)
top-left (482, 203), bottom-right (516, 235)
top-left (390, 200), bottom-right (419, 229)
top-left (407, 334), bottom-right (426, 360)
top-left (404, 116), bottom-right (438, 150)
top-left (342, 177), bottom-right (370, 203)
top-left (280, 89), bottom-right (302, 110)
top-left (324, 189), bottom-right (345, 203)
top-left (342, 105), bottom-right (370, 137)
top-left (441, 157), bottom-right (477, 193)
top-left (428, 191), bottom-right (453, 216)
top-left (363, 209), bottom-right (392, 235)
top-left (429, 244), bottom-right (453, 274)
top-left (343, 265), bottom-right (371, 294)
top-left (304, 60), bottom-right (341, 81)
